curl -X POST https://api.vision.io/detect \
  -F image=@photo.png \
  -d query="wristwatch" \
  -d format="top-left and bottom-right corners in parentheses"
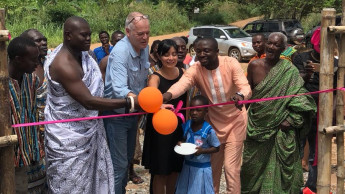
top-left (235, 92), bottom-right (244, 99)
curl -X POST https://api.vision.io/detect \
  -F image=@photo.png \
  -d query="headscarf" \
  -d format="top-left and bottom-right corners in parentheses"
top-left (311, 27), bottom-right (321, 53)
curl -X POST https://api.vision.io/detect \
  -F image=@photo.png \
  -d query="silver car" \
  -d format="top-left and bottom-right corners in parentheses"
top-left (186, 25), bottom-right (256, 61)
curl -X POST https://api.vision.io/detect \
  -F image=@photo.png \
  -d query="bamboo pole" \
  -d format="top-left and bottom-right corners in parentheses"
top-left (0, 8), bottom-right (15, 194)
top-left (336, 1), bottom-right (345, 192)
top-left (0, 135), bottom-right (17, 148)
top-left (324, 125), bottom-right (345, 134)
top-left (328, 26), bottom-right (345, 34)
top-left (317, 8), bottom-right (336, 194)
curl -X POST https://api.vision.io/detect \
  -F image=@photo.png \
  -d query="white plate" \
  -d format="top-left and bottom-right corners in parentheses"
top-left (174, 143), bottom-right (197, 155)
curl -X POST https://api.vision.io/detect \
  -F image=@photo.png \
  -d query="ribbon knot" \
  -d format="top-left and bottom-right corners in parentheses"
top-left (173, 100), bottom-right (185, 123)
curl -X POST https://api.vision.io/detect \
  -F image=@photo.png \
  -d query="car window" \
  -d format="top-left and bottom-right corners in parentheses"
top-left (213, 29), bottom-right (226, 39)
top-left (243, 24), bottom-right (254, 33)
top-left (254, 23), bottom-right (265, 32)
top-left (193, 28), bottom-right (212, 37)
top-left (268, 22), bottom-right (279, 32)
top-left (284, 21), bottom-right (302, 30)
top-left (224, 28), bottom-right (251, 38)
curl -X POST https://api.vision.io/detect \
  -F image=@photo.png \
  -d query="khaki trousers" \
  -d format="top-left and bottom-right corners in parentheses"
top-left (211, 141), bottom-right (243, 194)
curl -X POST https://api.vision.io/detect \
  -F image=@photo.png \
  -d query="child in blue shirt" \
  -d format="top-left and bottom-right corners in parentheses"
top-left (175, 95), bottom-right (220, 194)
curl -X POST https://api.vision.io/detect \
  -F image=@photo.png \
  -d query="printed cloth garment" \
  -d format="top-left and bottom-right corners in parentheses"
top-left (176, 120), bottom-right (220, 194)
top-left (241, 59), bottom-right (316, 194)
top-left (36, 77), bottom-right (47, 132)
top-left (44, 44), bottom-right (114, 194)
top-left (280, 46), bottom-right (297, 61)
top-left (9, 73), bottom-right (43, 167)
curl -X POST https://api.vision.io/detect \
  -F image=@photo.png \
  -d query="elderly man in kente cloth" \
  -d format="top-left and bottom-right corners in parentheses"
top-left (241, 32), bottom-right (316, 193)
top-left (44, 16), bottom-right (133, 193)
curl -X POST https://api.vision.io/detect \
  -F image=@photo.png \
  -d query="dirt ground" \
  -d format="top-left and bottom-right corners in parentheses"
top-left (90, 16), bottom-right (343, 193)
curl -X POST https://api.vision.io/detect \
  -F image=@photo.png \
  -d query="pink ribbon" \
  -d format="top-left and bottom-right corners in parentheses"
top-left (174, 100), bottom-right (185, 123)
top-left (11, 87), bottom-right (345, 128)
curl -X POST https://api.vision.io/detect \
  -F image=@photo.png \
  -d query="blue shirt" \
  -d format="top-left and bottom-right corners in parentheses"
top-left (93, 45), bottom-right (113, 63)
top-left (104, 36), bottom-right (149, 113)
top-left (182, 120), bottom-right (220, 163)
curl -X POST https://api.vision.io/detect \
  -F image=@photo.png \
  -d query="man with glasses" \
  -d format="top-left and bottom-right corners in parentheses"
top-left (103, 12), bottom-right (150, 194)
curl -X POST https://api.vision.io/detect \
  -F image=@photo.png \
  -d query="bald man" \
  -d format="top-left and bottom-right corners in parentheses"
top-left (44, 16), bottom-right (133, 193)
top-left (103, 12), bottom-right (150, 194)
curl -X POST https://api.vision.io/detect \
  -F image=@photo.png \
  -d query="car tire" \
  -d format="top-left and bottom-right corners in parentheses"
top-left (229, 48), bottom-right (242, 62)
top-left (189, 45), bottom-right (196, 56)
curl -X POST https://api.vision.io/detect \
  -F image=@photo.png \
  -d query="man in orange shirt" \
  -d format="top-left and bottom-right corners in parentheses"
top-left (163, 37), bottom-right (251, 193)
top-left (250, 34), bottom-right (266, 63)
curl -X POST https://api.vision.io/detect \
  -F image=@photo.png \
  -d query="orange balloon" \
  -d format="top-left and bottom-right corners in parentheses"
top-left (152, 109), bottom-right (178, 135)
top-left (138, 87), bottom-right (163, 113)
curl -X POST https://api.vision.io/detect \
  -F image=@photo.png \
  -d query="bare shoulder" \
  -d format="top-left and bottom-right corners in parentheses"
top-left (248, 59), bottom-right (265, 70)
top-left (148, 73), bottom-right (160, 87)
top-left (50, 50), bottom-right (82, 83)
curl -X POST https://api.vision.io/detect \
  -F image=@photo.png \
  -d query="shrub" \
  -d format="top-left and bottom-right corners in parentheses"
top-left (45, 2), bottom-right (77, 25)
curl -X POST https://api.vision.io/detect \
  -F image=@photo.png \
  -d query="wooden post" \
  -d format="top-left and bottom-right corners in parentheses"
top-left (336, 1), bottom-right (345, 193)
top-left (0, 8), bottom-right (15, 194)
top-left (317, 8), bottom-right (336, 194)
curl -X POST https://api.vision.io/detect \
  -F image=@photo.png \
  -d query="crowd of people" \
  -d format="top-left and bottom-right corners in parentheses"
top-left (8, 11), bottom-right (325, 194)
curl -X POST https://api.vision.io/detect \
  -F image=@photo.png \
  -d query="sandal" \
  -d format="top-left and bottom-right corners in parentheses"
top-left (129, 174), bottom-right (144, 184)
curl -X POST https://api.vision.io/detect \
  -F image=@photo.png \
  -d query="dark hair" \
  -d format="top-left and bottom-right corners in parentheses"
top-left (180, 36), bottom-right (188, 44)
top-left (150, 40), bottom-right (161, 54)
top-left (112, 30), bottom-right (124, 36)
top-left (99, 30), bottom-right (109, 37)
top-left (191, 95), bottom-right (209, 106)
top-left (196, 37), bottom-right (218, 50)
top-left (157, 39), bottom-right (178, 68)
top-left (8, 37), bottom-right (37, 60)
top-left (253, 33), bottom-right (266, 41)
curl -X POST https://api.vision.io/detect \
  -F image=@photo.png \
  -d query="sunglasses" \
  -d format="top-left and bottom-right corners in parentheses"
top-left (128, 15), bottom-right (149, 25)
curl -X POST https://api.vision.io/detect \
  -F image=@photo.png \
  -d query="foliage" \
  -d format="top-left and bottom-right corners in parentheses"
top-left (192, 1), bottom-right (259, 25)
top-left (235, 0), bottom-right (342, 20)
top-left (45, 2), bottom-right (77, 25)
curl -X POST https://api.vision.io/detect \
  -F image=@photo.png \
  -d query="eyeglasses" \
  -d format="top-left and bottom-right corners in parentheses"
top-left (128, 15), bottom-right (149, 25)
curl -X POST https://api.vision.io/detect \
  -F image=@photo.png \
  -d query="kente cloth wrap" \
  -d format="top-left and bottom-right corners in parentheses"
top-left (9, 73), bottom-right (44, 167)
top-left (280, 46), bottom-right (297, 61)
top-left (241, 59), bottom-right (316, 194)
top-left (44, 44), bottom-right (115, 194)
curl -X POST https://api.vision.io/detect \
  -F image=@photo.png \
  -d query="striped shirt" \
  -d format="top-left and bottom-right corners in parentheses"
top-left (9, 73), bottom-right (44, 167)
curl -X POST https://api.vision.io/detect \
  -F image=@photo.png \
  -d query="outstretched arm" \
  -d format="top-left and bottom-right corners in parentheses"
top-left (50, 55), bottom-right (128, 111)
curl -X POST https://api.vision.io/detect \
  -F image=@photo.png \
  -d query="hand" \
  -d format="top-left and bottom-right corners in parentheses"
top-left (279, 120), bottom-right (291, 131)
top-left (231, 94), bottom-right (244, 110)
top-left (194, 146), bottom-right (203, 156)
top-left (304, 60), bottom-right (315, 81)
top-left (161, 104), bottom-right (174, 110)
top-left (133, 96), bottom-right (141, 110)
top-left (103, 43), bottom-right (110, 54)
